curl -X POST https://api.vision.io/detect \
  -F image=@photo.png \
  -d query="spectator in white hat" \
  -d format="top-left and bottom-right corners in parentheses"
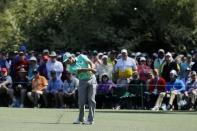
top-left (161, 52), bottom-right (180, 82)
top-left (114, 49), bottom-right (137, 88)
top-left (43, 49), bottom-right (49, 56)
top-left (96, 55), bottom-right (113, 82)
top-left (46, 51), bottom-right (63, 80)
top-left (97, 53), bottom-right (103, 63)
top-left (27, 56), bottom-right (39, 81)
top-left (165, 70), bottom-right (185, 110)
top-left (137, 57), bottom-right (151, 82)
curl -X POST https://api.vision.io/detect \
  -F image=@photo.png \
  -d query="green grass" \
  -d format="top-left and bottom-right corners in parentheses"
top-left (0, 108), bottom-right (196, 131)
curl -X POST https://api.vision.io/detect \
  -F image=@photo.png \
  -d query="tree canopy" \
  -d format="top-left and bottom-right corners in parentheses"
top-left (0, 0), bottom-right (197, 53)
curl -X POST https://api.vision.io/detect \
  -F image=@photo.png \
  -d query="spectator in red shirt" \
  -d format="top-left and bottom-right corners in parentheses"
top-left (147, 69), bottom-right (166, 108)
top-left (137, 57), bottom-right (151, 82)
top-left (13, 52), bottom-right (29, 79)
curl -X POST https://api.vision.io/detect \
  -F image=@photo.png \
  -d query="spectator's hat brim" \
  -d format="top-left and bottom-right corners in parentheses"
top-left (49, 51), bottom-right (57, 57)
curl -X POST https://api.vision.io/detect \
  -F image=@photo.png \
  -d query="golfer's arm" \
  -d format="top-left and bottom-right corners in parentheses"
top-left (78, 61), bottom-right (96, 73)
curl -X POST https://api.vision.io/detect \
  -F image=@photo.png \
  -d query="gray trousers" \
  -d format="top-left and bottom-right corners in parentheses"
top-left (78, 75), bottom-right (97, 122)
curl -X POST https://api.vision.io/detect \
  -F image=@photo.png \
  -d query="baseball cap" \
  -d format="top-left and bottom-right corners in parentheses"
top-left (140, 57), bottom-right (146, 61)
top-left (98, 53), bottom-right (103, 56)
top-left (19, 45), bottom-right (26, 53)
top-left (29, 56), bottom-right (37, 61)
top-left (121, 49), bottom-right (127, 54)
top-left (43, 49), bottom-right (49, 54)
top-left (166, 52), bottom-right (172, 57)
top-left (49, 51), bottom-right (57, 57)
top-left (102, 55), bottom-right (108, 59)
top-left (170, 70), bottom-right (178, 76)
top-left (158, 49), bottom-right (165, 53)
top-left (19, 51), bottom-right (25, 56)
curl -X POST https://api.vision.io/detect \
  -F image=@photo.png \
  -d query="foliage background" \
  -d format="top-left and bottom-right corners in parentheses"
top-left (0, 0), bottom-right (197, 53)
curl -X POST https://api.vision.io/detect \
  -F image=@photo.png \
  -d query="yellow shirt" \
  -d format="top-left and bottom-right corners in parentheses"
top-left (118, 68), bottom-right (133, 79)
top-left (115, 57), bottom-right (136, 79)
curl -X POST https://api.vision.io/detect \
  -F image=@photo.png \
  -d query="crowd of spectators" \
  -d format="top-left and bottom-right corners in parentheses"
top-left (0, 46), bottom-right (197, 111)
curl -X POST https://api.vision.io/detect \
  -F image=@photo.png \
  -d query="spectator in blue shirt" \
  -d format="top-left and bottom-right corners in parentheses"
top-left (59, 72), bottom-right (79, 108)
top-left (152, 70), bottom-right (185, 111)
top-left (43, 70), bottom-right (63, 108)
top-left (165, 70), bottom-right (185, 110)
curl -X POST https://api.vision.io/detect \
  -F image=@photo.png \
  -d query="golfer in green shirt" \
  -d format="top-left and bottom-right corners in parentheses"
top-left (63, 53), bottom-right (97, 125)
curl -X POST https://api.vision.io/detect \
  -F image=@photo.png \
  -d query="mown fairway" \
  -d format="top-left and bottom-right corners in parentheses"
top-left (0, 108), bottom-right (196, 131)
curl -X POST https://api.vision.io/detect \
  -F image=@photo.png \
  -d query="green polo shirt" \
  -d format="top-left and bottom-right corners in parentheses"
top-left (68, 54), bottom-right (92, 80)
